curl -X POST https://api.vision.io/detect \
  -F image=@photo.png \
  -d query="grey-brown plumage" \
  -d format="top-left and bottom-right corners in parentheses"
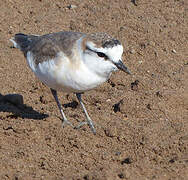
top-left (87, 32), bottom-right (121, 48)
top-left (12, 31), bottom-right (121, 65)
top-left (13, 32), bottom-right (84, 65)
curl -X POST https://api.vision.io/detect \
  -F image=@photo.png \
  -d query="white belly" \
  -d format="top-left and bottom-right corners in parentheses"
top-left (26, 51), bottom-right (108, 93)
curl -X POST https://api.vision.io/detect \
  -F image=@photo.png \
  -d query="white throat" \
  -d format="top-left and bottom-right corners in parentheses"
top-left (82, 52), bottom-right (117, 79)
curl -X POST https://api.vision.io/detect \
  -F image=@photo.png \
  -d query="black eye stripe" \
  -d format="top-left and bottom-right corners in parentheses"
top-left (97, 52), bottom-right (107, 58)
top-left (85, 46), bottom-right (108, 60)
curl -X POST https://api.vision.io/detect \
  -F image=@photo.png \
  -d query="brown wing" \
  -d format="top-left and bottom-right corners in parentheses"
top-left (14, 31), bottom-right (85, 65)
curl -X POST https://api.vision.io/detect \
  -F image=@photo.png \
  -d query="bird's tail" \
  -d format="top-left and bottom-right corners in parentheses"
top-left (10, 33), bottom-right (39, 54)
top-left (10, 33), bottom-right (31, 51)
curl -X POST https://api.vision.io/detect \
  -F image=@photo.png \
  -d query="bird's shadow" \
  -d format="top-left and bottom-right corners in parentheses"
top-left (0, 93), bottom-right (48, 120)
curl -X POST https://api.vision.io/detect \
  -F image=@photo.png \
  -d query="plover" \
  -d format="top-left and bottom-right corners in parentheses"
top-left (10, 31), bottom-right (131, 134)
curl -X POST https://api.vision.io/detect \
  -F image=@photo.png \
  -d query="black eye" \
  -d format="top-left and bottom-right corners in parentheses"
top-left (97, 52), bottom-right (108, 59)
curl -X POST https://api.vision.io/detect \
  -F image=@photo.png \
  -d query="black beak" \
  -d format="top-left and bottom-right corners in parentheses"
top-left (114, 60), bottom-right (131, 74)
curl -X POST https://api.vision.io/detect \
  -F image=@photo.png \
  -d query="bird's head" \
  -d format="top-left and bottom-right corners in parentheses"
top-left (81, 33), bottom-right (131, 77)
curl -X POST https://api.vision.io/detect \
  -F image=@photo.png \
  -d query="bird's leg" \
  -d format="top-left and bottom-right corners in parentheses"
top-left (50, 88), bottom-right (73, 128)
top-left (75, 93), bottom-right (96, 135)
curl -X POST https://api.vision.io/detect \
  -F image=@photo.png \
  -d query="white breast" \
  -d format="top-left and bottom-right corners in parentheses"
top-left (26, 51), bottom-right (108, 93)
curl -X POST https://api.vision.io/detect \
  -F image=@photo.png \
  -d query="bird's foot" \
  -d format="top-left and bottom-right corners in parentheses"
top-left (75, 121), bottom-right (96, 135)
top-left (62, 118), bottom-right (74, 128)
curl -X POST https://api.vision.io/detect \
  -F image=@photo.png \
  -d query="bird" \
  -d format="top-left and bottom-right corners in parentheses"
top-left (10, 31), bottom-right (131, 134)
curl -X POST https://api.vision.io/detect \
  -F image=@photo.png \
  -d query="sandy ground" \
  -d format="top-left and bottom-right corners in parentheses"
top-left (0, 0), bottom-right (188, 179)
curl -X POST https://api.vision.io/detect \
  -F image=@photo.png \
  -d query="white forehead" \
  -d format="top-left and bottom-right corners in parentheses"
top-left (105, 45), bottom-right (123, 62)
top-left (86, 41), bottom-right (123, 62)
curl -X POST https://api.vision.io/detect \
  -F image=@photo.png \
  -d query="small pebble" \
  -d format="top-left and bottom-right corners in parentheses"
top-left (115, 151), bottom-right (121, 156)
top-left (172, 49), bottom-right (177, 53)
top-left (156, 91), bottom-right (163, 97)
top-left (131, 80), bottom-right (139, 91)
top-left (104, 128), bottom-right (117, 137)
top-left (67, 4), bottom-right (77, 9)
top-left (118, 173), bottom-right (125, 179)
top-left (146, 104), bottom-right (152, 110)
top-left (121, 157), bottom-right (132, 165)
top-left (169, 159), bottom-right (175, 163)
top-left (149, 41), bottom-right (156, 46)
top-left (130, 49), bottom-right (136, 54)
top-left (113, 99), bottom-right (123, 113)
top-left (119, 27), bottom-right (124, 31)
top-left (154, 51), bottom-right (158, 57)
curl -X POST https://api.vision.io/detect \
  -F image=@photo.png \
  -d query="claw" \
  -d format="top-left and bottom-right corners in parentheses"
top-left (75, 121), bottom-right (96, 135)
top-left (74, 122), bottom-right (88, 129)
top-left (62, 119), bottom-right (74, 128)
